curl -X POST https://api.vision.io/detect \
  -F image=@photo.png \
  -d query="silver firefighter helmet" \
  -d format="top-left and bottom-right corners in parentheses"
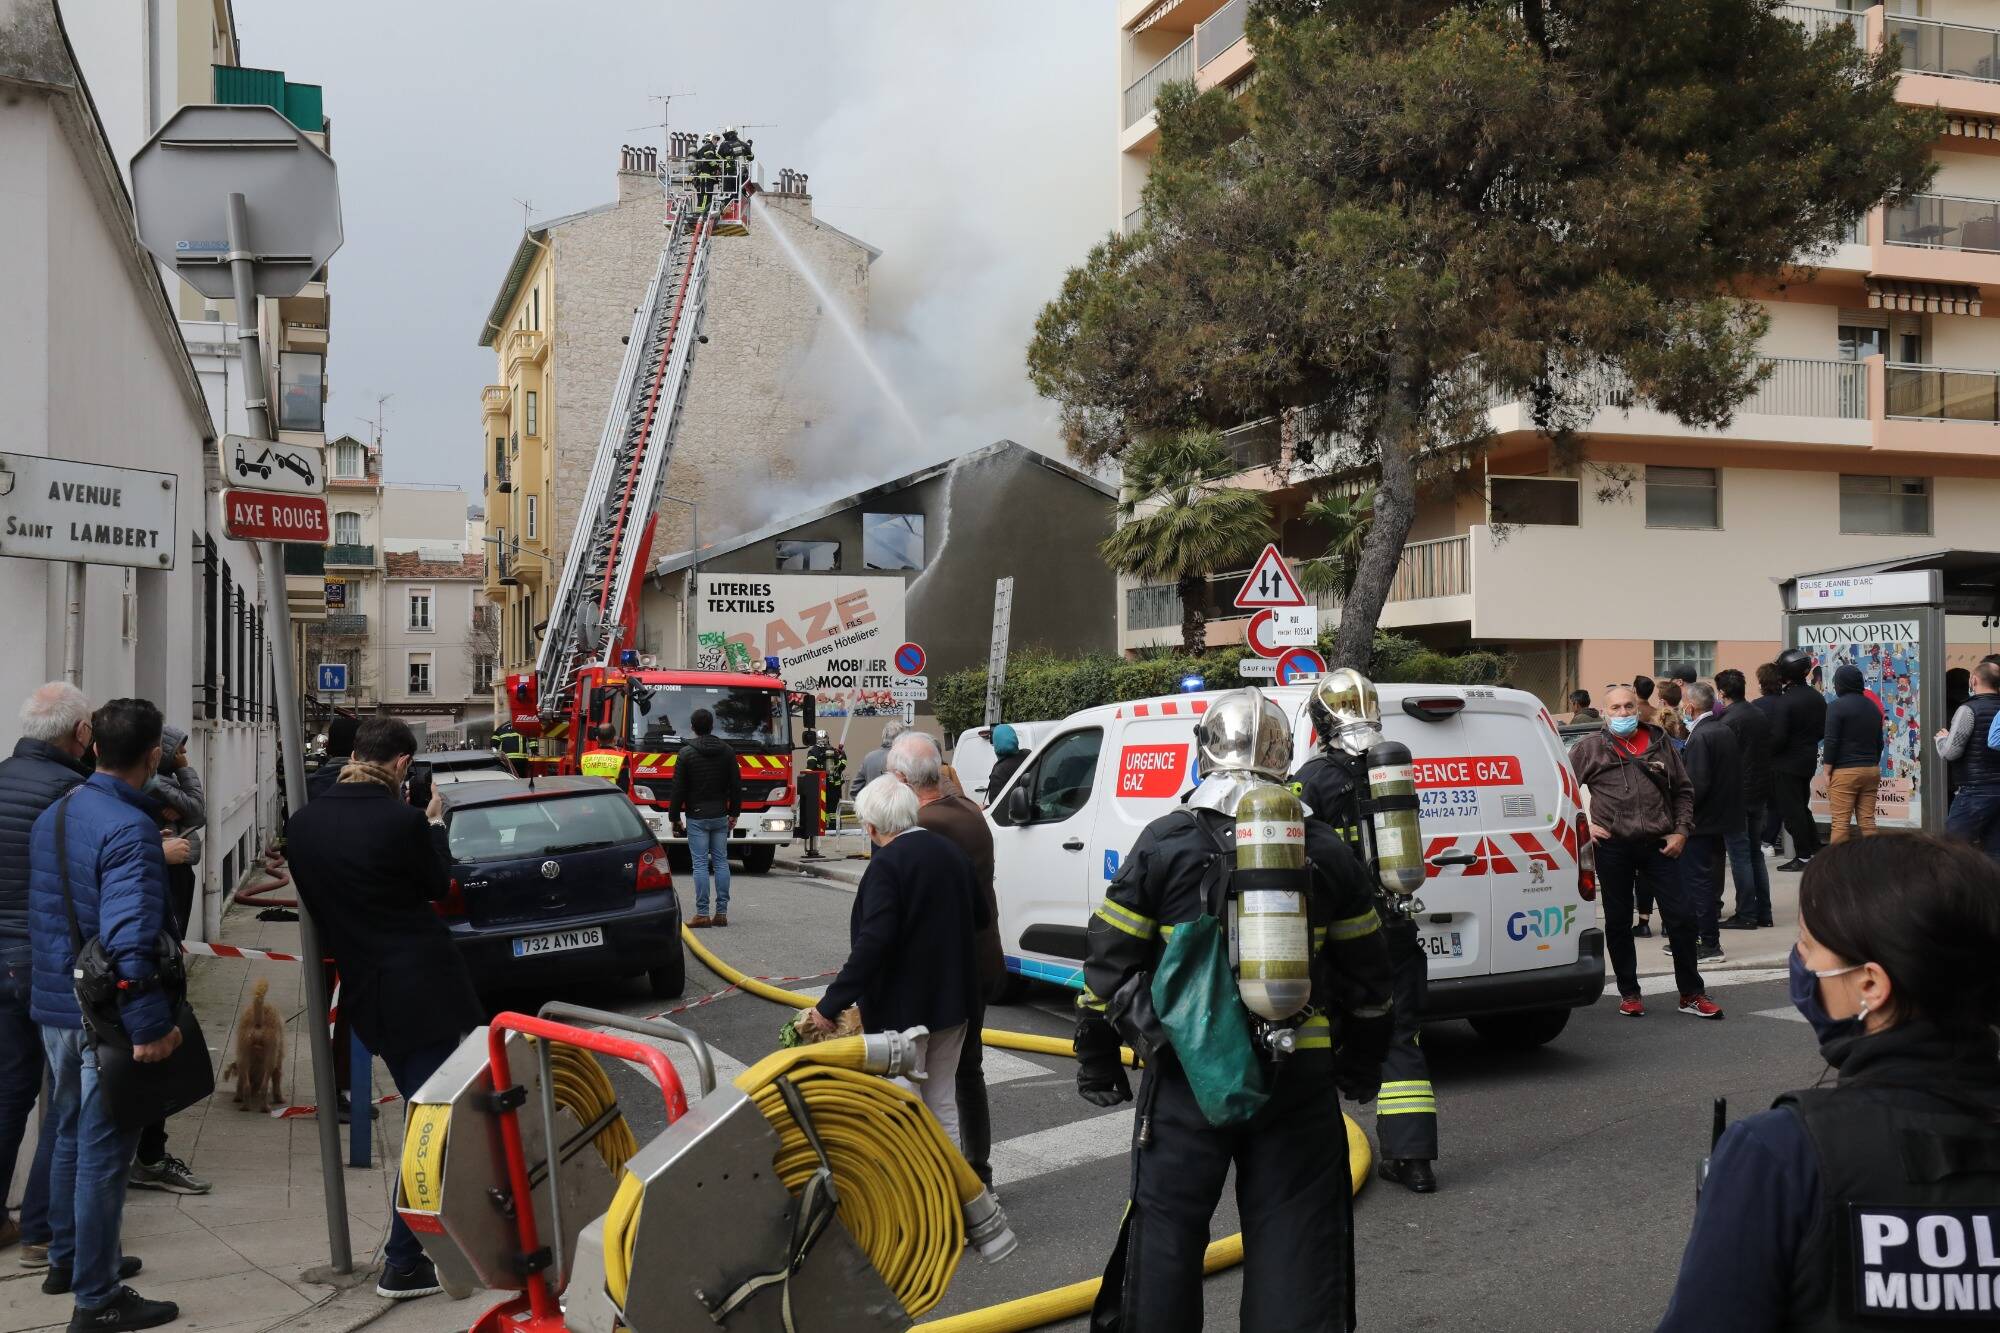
top-left (1196, 688), bottom-right (1292, 781)
top-left (1309, 667), bottom-right (1385, 755)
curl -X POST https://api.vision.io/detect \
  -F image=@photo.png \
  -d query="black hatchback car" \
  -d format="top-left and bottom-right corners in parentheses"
top-left (435, 776), bottom-right (684, 999)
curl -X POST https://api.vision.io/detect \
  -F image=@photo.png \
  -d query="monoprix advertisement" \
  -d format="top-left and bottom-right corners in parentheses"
top-left (693, 573), bottom-right (907, 717)
top-left (1794, 613), bottom-right (1924, 828)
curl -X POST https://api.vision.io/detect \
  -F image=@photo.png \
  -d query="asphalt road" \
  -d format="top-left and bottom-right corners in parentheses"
top-left (486, 865), bottom-right (1823, 1332)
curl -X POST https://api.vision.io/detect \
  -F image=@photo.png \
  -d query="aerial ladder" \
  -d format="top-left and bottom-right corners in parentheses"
top-left (531, 169), bottom-right (746, 723)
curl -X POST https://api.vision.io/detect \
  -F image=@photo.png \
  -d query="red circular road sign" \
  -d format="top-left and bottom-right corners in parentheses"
top-left (1244, 609), bottom-right (1284, 658)
top-left (1276, 647), bottom-right (1328, 686)
top-left (894, 642), bottom-right (926, 677)
top-left (221, 489), bottom-right (328, 543)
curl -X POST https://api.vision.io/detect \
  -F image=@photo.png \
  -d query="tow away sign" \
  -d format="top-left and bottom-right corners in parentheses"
top-left (222, 490), bottom-right (328, 543)
top-left (0, 452), bottom-right (177, 570)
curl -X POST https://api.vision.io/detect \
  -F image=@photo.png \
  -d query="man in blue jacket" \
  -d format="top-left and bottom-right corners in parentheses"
top-left (0, 682), bottom-right (93, 1263)
top-left (28, 698), bottom-right (181, 1331)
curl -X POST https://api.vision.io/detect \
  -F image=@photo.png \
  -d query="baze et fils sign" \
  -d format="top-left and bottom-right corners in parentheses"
top-left (0, 452), bottom-right (177, 570)
top-left (222, 490), bottom-right (329, 544)
top-left (694, 574), bottom-right (906, 718)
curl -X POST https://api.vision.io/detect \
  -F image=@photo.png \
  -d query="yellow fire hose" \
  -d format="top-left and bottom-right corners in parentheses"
top-left (668, 924), bottom-right (1374, 1331)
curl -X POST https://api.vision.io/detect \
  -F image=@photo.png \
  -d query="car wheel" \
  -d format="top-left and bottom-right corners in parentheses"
top-left (739, 845), bottom-right (776, 875)
top-left (1468, 1008), bottom-right (1571, 1049)
top-left (648, 944), bottom-right (687, 1000)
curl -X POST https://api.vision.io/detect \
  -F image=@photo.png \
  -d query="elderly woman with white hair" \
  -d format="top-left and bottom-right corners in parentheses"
top-left (800, 773), bottom-right (981, 1145)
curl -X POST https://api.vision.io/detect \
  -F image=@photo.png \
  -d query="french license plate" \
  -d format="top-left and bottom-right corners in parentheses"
top-left (511, 926), bottom-right (604, 958)
top-left (1417, 927), bottom-right (1464, 960)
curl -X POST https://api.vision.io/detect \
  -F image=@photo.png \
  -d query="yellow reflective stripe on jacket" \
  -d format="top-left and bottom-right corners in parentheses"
top-left (1078, 987), bottom-right (1109, 1014)
top-left (579, 752), bottom-right (624, 779)
top-left (1378, 1079), bottom-right (1437, 1113)
top-left (1329, 909), bottom-right (1381, 941)
top-left (1295, 1014), bottom-right (1331, 1049)
top-left (1094, 899), bottom-right (1157, 941)
top-left (1312, 926), bottom-right (1328, 950)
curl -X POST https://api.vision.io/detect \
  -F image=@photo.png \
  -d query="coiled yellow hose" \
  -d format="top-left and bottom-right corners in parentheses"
top-left (663, 925), bottom-right (1373, 1332)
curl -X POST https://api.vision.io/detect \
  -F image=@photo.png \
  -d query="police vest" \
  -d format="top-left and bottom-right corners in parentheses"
top-left (1958, 694), bottom-right (2000, 789)
top-left (1781, 1084), bottom-right (2000, 1328)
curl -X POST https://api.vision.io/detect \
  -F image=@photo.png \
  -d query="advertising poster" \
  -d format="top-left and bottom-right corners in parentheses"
top-left (1795, 613), bottom-right (1924, 828)
top-left (694, 574), bottom-right (906, 717)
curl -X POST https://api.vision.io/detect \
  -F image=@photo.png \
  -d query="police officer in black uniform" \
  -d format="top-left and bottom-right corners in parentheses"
top-left (1073, 687), bottom-right (1393, 1333)
top-left (1659, 833), bottom-right (2000, 1330)
top-left (1293, 670), bottom-right (1441, 1194)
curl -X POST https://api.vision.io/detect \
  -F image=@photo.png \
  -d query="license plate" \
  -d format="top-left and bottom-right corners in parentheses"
top-left (1417, 927), bottom-right (1464, 960)
top-left (511, 926), bottom-right (604, 958)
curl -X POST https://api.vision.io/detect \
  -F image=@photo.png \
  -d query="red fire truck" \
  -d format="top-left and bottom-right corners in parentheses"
top-left (498, 157), bottom-right (820, 870)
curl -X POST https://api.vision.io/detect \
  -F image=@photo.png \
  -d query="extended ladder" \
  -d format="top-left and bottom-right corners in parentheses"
top-left (536, 182), bottom-right (730, 714)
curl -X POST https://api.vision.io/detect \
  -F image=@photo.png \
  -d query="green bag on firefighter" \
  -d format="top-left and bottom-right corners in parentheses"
top-left (1150, 912), bottom-right (1269, 1128)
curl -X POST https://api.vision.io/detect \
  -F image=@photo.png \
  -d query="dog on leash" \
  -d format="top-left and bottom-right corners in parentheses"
top-left (222, 977), bottom-right (286, 1112)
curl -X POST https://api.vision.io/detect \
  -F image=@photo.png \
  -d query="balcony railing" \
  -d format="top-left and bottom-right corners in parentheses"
top-left (1222, 418), bottom-right (1282, 472)
top-left (1777, 4), bottom-right (1868, 52)
top-left (1124, 36), bottom-right (1194, 128)
top-left (1885, 363), bottom-right (2000, 423)
top-left (1386, 535), bottom-right (1470, 604)
top-left (317, 613), bottom-right (367, 638)
top-left (1884, 192), bottom-right (2000, 253)
top-left (482, 384), bottom-right (510, 415)
top-left (1488, 356), bottom-right (1865, 421)
top-left (1196, 0), bottom-right (1248, 67)
top-left (324, 543), bottom-right (375, 567)
top-left (1123, 205), bottom-right (1146, 234)
top-left (1886, 13), bottom-right (2000, 84)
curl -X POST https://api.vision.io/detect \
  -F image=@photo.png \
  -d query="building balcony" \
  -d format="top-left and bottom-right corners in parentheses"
top-left (279, 279), bottom-right (327, 328)
top-left (324, 543), bottom-right (376, 568)
top-left (1194, 0), bottom-right (1252, 89)
top-left (1488, 356), bottom-right (1873, 451)
top-left (1123, 35), bottom-right (1193, 133)
top-left (483, 384), bottom-right (512, 419)
top-left (506, 328), bottom-right (547, 369)
top-left (284, 323), bottom-right (329, 353)
top-left (1871, 192), bottom-right (2000, 286)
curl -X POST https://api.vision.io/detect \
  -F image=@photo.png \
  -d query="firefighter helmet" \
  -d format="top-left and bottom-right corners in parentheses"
top-left (1308, 667), bottom-right (1384, 755)
top-left (1195, 688), bottom-right (1292, 782)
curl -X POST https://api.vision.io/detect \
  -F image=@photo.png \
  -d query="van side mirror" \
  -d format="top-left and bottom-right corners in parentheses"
top-left (1005, 784), bottom-right (1032, 826)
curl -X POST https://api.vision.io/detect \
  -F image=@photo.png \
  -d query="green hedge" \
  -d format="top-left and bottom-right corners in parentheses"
top-left (935, 634), bottom-right (1513, 740)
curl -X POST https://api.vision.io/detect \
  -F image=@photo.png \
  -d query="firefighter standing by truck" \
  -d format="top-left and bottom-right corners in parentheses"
top-left (1074, 688), bottom-right (1392, 1332)
top-left (1294, 669), bottom-right (1441, 1194)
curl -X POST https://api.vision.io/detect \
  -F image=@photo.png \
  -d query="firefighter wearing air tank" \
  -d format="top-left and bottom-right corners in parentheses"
top-left (1293, 669), bottom-right (1438, 1194)
top-left (1074, 687), bottom-right (1392, 1333)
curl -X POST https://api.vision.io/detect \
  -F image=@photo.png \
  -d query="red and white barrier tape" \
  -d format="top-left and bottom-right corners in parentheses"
top-left (268, 1093), bottom-right (400, 1120)
top-left (179, 940), bottom-right (325, 964)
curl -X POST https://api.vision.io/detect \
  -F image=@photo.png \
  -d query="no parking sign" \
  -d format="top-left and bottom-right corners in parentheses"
top-left (894, 642), bottom-right (926, 677)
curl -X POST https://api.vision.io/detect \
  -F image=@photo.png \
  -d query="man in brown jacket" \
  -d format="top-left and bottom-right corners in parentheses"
top-left (890, 731), bottom-right (1000, 1187)
top-left (1569, 686), bottom-right (1723, 1022)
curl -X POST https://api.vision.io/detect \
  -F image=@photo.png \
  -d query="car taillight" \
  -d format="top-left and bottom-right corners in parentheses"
top-left (1574, 813), bottom-right (1597, 902)
top-left (434, 877), bottom-right (467, 919)
top-left (636, 846), bottom-right (673, 893)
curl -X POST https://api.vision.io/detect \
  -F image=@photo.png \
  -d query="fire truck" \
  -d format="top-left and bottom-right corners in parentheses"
top-left (503, 151), bottom-right (814, 872)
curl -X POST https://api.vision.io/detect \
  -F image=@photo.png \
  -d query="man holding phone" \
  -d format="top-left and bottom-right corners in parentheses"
top-left (1569, 685), bottom-right (1723, 1023)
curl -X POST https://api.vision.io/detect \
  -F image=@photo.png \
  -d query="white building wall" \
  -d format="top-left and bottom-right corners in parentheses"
top-left (382, 484), bottom-right (471, 548)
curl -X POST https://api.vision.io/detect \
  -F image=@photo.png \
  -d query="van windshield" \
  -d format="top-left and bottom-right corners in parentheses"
top-left (630, 684), bottom-right (781, 750)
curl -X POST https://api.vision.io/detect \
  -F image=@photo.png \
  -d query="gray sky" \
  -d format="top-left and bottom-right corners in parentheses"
top-left (234, 0), bottom-right (1116, 513)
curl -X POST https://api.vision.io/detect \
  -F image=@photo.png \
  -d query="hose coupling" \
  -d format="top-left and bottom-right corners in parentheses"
top-left (860, 1026), bottom-right (931, 1080)
top-left (963, 1189), bottom-right (1018, 1263)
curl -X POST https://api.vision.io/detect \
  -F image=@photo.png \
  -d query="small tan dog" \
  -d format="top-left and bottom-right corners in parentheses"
top-left (223, 977), bottom-right (286, 1112)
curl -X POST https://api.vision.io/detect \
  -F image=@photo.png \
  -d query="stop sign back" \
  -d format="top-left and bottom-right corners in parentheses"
top-left (222, 490), bottom-right (328, 543)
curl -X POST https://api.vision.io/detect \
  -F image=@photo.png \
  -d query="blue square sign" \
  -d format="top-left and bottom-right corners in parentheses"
top-left (316, 663), bottom-right (347, 693)
top-left (1103, 849), bottom-right (1120, 881)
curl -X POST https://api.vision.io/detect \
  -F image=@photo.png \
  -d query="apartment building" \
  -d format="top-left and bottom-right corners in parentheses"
top-left (476, 145), bottom-right (876, 708)
top-left (382, 549), bottom-right (494, 742)
top-left (1115, 0), bottom-right (2000, 701)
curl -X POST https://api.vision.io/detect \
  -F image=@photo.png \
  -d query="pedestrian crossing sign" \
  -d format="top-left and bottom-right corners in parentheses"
top-left (1233, 543), bottom-right (1307, 609)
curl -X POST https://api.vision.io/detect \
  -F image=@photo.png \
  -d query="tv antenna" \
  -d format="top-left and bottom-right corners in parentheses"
top-left (630, 92), bottom-right (695, 157)
top-left (358, 393), bottom-right (394, 451)
top-left (512, 196), bottom-right (535, 230)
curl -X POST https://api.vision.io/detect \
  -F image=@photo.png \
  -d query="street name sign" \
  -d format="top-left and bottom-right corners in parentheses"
top-left (131, 105), bottom-right (344, 300)
top-left (1272, 606), bottom-right (1318, 645)
top-left (222, 489), bottom-right (328, 543)
top-left (1232, 543), bottom-right (1307, 609)
top-left (0, 452), bottom-right (177, 570)
top-left (226, 434), bottom-right (324, 495)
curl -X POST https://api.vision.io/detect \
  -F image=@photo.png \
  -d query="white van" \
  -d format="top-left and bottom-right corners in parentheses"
top-left (986, 684), bottom-right (1604, 1046)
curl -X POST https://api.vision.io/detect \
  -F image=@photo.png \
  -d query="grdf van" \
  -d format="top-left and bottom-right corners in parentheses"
top-left (986, 684), bottom-right (1604, 1046)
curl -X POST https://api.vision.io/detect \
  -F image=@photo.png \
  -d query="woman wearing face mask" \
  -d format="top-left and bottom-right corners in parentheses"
top-left (1657, 833), bottom-right (2000, 1331)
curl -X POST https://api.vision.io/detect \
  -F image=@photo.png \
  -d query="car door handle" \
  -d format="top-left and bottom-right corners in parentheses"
top-left (1062, 839), bottom-right (1086, 852)
top-left (1427, 853), bottom-right (1478, 868)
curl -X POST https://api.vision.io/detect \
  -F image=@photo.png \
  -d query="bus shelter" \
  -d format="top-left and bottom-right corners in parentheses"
top-left (1779, 550), bottom-right (2000, 834)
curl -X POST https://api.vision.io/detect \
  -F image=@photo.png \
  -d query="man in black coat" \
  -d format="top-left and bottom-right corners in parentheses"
top-left (1716, 669), bottom-right (1775, 929)
top-left (1770, 650), bottom-right (1827, 872)
top-left (306, 713), bottom-right (359, 802)
top-left (1678, 681), bottom-right (1743, 959)
top-left (0, 683), bottom-right (92, 1258)
top-left (669, 708), bottom-right (743, 927)
top-left (285, 717), bottom-right (483, 1302)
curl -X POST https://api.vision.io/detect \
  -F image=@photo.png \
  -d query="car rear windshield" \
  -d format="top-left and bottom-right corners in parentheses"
top-left (631, 684), bottom-right (779, 749)
top-left (448, 792), bottom-right (649, 862)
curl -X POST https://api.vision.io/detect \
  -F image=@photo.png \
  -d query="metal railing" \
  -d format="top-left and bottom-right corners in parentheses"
top-left (1488, 356), bottom-right (1864, 420)
top-left (1884, 192), bottom-right (2000, 254)
top-left (1123, 205), bottom-right (1146, 234)
top-left (324, 543), bottom-right (375, 567)
top-left (1386, 535), bottom-right (1470, 604)
top-left (1885, 363), bottom-right (2000, 422)
top-left (1887, 13), bottom-right (2000, 83)
top-left (1196, 0), bottom-right (1249, 67)
top-left (1222, 418), bottom-right (1282, 472)
top-left (1777, 4), bottom-right (1868, 51)
top-left (1123, 36), bottom-right (1194, 128)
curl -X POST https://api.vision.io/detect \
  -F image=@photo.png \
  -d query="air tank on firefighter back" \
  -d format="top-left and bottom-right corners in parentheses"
top-left (1232, 782), bottom-right (1312, 1021)
top-left (1311, 668), bottom-right (1425, 899)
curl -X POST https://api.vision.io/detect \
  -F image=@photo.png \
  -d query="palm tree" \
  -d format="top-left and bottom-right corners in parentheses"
top-left (1296, 486), bottom-right (1377, 607)
top-left (1100, 432), bottom-right (1275, 654)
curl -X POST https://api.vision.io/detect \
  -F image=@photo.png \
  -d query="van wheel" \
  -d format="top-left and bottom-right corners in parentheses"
top-left (1468, 1008), bottom-right (1571, 1049)
top-left (739, 845), bottom-right (776, 875)
top-left (648, 945), bottom-right (687, 1000)
top-left (989, 974), bottom-right (1030, 1006)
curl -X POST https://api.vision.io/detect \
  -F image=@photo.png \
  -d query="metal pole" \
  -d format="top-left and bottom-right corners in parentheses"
top-left (228, 192), bottom-right (352, 1274)
top-left (61, 561), bottom-right (84, 686)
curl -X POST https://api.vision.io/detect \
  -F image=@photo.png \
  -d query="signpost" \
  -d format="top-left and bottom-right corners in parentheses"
top-left (1276, 647), bottom-right (1328, 686)
top-left (0, 453), bottom-right (178, 571)
top-left (984, 576), bottom-right (1014, 727)
top-left (893, 641), bottom-right (927, 677)
top-left (225, 434), bottom-right (325, 496)
top-left (1232, 543), bottom-right (1308, 610)
top-left (1238, 658), bottom-right (1278, 679)
top-left (316, 663), bottom-right (347, 694)
top-left (131, 102), bottom-right (351, 1275)
top-left (221, 490), bottom-right (329, 543)
top-left (889, 676), bottom-right (928, 703)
